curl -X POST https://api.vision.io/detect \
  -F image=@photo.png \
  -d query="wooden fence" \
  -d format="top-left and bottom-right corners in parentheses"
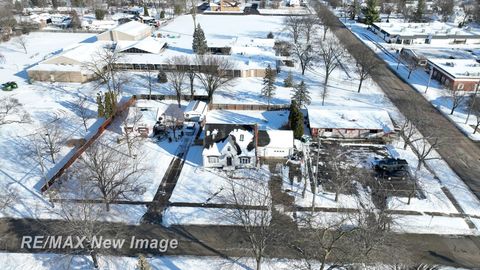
top-left (40, 96), bottom-right (137, 192)
top-left (133, 94), bottom-right (209, 102)
top-left (209, 103), bottom-right (290, 111)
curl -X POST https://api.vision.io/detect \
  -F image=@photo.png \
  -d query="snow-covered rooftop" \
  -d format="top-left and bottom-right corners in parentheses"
top-left (308, 107), bottom-right (394, 132)
top-left (42, 41), bottom-right (111, 64)
top-left (116, 37), bottom-right (167, 54)
top-left (206, 110), bottom-right (289, 130)
top-left (184, 100), bottom-right (207, 114)
top-left (261, 130), bottom-right (293, 148)
top-left (408, 48), bottom-right (478, 60)
top-left (429, 58), bottom-right (480, 79)
top-left (373, 22), bottom-right (480, 38)
top-left (111, 20), bottom-right (151, 37)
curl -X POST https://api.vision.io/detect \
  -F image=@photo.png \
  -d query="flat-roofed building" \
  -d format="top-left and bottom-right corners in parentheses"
top-left (371, 22), bottom-right (480, 45)
top-left (428, 58), bottom-right (480, 91)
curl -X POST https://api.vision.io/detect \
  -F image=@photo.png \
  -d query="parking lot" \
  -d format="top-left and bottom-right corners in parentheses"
top-left (308, 141), bottom-right (422, 209)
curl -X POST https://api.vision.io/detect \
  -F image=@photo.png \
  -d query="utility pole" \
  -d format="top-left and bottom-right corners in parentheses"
top-left (312, 136), bottom-right (321, 213)
top-left (425, 67), bottom-right (433, 93)
top-left (465, 83), bottom-right (480, 124)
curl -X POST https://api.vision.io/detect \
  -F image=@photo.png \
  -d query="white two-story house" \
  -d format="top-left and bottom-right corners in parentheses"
top-left (202, 124), bottom-right (257, 169)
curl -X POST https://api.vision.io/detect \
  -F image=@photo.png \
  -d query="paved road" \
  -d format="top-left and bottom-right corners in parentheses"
top-left (1, 218), bottom-right (480, 267)
top-left (315, 3), bottom-right (480, 199)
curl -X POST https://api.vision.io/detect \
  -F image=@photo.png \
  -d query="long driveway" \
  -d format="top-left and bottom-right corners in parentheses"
top-left (316, 3), bottom-right (480, 199)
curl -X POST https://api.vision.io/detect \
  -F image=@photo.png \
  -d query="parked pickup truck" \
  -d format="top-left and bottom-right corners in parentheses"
top-left (374, 158), bottom-right (408, 172)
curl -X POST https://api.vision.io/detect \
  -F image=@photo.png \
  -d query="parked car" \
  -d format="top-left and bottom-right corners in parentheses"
top-left (374, 158), bottom-right (408, 172)
top-left (184, 122), bottom-right (196, 136)
top-left (300, 135), bottom-right (311, 143)
top-left (2, 81), bottom-right (18, 91)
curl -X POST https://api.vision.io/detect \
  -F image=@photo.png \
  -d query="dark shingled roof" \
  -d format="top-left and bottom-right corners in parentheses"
top-left (257, 130), bottom-right (270, 147)
top-left (204, 124), bottom-right (257, 153)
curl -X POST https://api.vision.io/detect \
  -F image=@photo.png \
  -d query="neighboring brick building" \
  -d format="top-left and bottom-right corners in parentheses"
top-left (428, 58), bottom-right (480, 91)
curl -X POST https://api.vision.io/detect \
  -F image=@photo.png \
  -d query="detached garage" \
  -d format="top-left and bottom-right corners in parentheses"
top-left (308, 108), bottom-right (394, 139)
top-left (258, 130), bottom-right (294, 158)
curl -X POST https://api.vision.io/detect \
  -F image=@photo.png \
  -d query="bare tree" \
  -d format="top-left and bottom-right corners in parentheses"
top-left (13, 36), bottom-right (28, 54)
top-left (468, 96), bottom-right (480, 134)
top-left (448, 89), bottom-right (467, 115)
top-left (397, 0), bottom-right (413, 22)
top-left (50, 173), bottom-right (125, 269)
top-left (383, 4), bottom-right (394, 22)
top-left (283, 15), bottom-right (303, 44)
top-left (398, 117), bottom-right (418, 150)
top-left (412, 137), bottom-right (440, 170)
top-left (190, 0), bottom-right (197, 27)
top-left (195, 55), bottom-right (236, 102)
top-left (143, 67), bottom-right (156, 100)
top-left (291, 42), bottom-right (315, 76)
top-left (36, 116), bottom-right (66, 164)
top-left (78, 141), bottom-right (146, 211)
top-left (0, 97), bottom-right (30, 126)
top-left (220, 175), bottom-right (276, 270)
top-left (300, 15), bottom-right (319, 44)
top-left (434, 0), bottom-right (454, 22)
top-left (292, 213), bottom-right (353, 270)
top-left (166, 56), bottom-right (189, 107)
top-left (292, 205), bottom-right (396, 270)
top-left (74, 95), bottom-right (93, 132)
top-left (320, 144), bottom-right (354, 202)
top-left (395, 101), bottom-right (424, 150)
top-left (187, 67), bottom-right (196, 99)
top-left (460, 2), bottom-right (475, 26)
top-left (406, 59), bottom-right (418, 79)
top-left (407, 169), bottom-right (420, 205)
top-left (121, 108), bottom-right (143, 157)
top-left (318, 37), bottom-right (345, 106)
top-left (83, 47), bottom-right (125, 95)
top-left (353, 51), bottom-right (379, 93)
top-left (314, 1), bottom-right (338, 41)
top-left (0, 185), bottom-right (17, 213)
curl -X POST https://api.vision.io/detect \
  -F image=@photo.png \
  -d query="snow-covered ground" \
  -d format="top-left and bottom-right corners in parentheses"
top-left (0, 32), bottom-right (102, 220)
top-left (0, 32), bottom-right (187, 222)
top-left (0, 252), bottom-right (466, 270)
top-left (158, 14), bottom-right (480, 235)
top-left (345, 20), bottom-right (480, 141)
top-left (169, 145), bottom-right (271, 205)
top-left (336, 18), bottom-right (480, 218)
top-left (1, 12), bottom-right (480, 236)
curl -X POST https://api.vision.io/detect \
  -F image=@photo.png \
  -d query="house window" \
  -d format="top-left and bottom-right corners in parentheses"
top-left (369, 129), bottom-right (379, 134)
top-left (240, 157), bottom-right (250, 164)
top-left (325, 128), bottom-right (333, 132)
top-left (208, 156), bottom-right (219, 164)
top-left (457, 83), bottom-right (464, 90)
top-left (227, 146), bottom-right (231, 151)
top-left (239, 134), bottom-right (244, 141)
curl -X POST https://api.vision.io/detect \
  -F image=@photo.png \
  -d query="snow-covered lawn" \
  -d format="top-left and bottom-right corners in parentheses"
top-left (0, 32), bottom-right (101, 220)
top-left (169, 146), bottom-right (271, 205)
top-left (0, 252), bottom-right (465, 270)
top-left (0, 31), bottom-right (190, 222)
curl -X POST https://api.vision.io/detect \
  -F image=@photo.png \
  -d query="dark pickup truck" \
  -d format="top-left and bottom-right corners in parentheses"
top-left (374, 158), bottom-right (408, 172)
